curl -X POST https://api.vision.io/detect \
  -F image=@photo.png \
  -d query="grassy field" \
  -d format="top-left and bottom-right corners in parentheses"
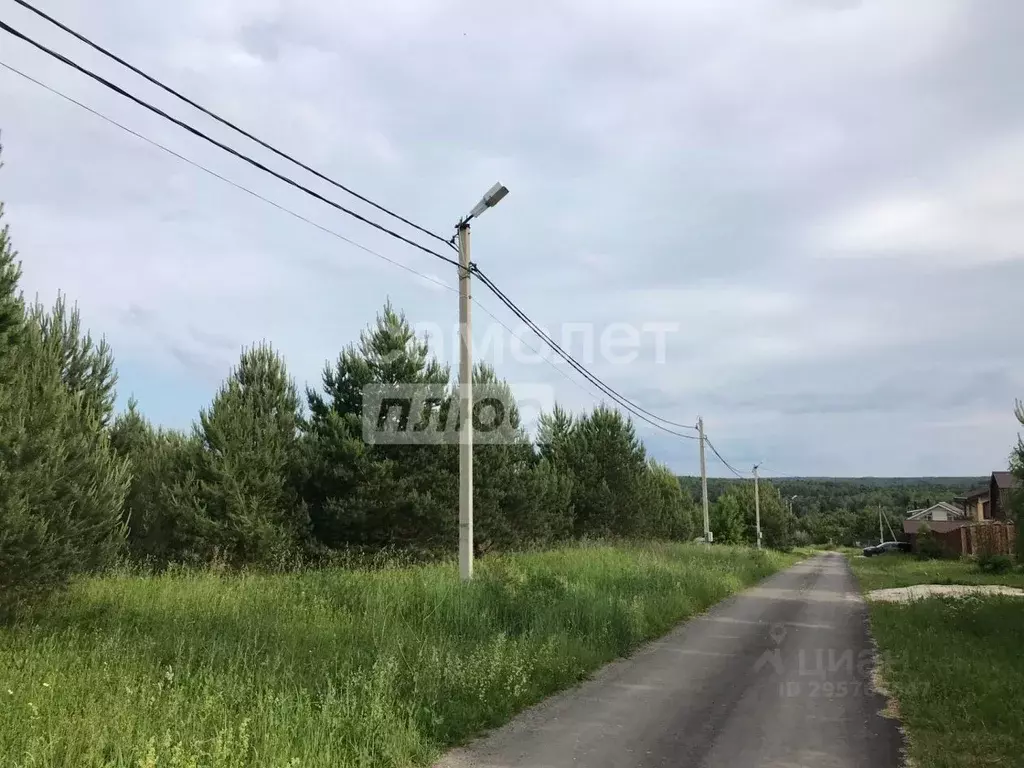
top-left (849, 554), bottom-right (1024, 768)
top-left (850, 552), bottom-right (1024, 592)
top-left (0, 543), bottom-right (792, 768)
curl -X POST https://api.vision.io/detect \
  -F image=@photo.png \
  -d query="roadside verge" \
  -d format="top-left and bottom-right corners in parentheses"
top-left (848, 553), bottom-right (1024, 768)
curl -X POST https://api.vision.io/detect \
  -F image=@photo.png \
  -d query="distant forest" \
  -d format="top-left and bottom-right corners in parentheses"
top-left (677, 476), bottom-right (986, 547)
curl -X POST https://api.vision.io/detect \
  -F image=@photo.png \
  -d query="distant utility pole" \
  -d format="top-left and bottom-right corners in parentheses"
top-left (753, 464), bottom-right (762, 550)
top-left (698, 417), bottom-right (711, 545)
top-left (878, 506), bottom-right (884, 545)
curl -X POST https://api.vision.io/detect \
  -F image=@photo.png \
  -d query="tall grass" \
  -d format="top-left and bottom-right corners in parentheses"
top-left (0, 543), bottom-right (791, 768)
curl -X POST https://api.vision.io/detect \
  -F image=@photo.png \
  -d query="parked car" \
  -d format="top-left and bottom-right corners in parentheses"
top-left (862, 541), bottom-right (911, 557)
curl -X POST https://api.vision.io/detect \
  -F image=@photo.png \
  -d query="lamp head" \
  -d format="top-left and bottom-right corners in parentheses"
top-left (466, 182), bottom-right (509, 221)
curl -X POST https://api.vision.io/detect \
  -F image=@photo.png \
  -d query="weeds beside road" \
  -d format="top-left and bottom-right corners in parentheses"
top-left (0, 543), bottom-right (792, 768)
top-left (849, 553), bottom-right (1024, 768)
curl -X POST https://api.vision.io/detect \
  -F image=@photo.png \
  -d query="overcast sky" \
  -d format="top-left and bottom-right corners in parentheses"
top-left (1, 0), bottom-right (1022, 477)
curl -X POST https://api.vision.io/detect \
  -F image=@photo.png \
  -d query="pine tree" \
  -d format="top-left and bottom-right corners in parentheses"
top-left (190, 343), bottom-right (307, 565)
top-left (310, 301), bottom-right (450, 427)
top-left (537, 404), bottom-right (575, 465)
top-left (0, 187), bottom-right (128, 613)
top-left (468, 364), bottom-right (576, 551)
top-left (110, 399), bottom-right (202, 564)
top-left (30, 294), bottom-right (117, 428)
top-left (0, 158), bottom-right (24, 376)
top-left (304, 303), bottom-right (456, 550)
top-left (296, 408), bottom-right (417, 550)
top-left (548, 405), bottom-right (648, 538)
top-left (643, 461), bottom-right (696, 540)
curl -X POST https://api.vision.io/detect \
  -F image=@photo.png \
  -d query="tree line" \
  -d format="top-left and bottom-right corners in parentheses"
top-left (679, 474), bottom-right (1013, 548)
top-left (23, 132), bottom-right (1018, 613)
top-left (8, 166), bottom-right (772, 615)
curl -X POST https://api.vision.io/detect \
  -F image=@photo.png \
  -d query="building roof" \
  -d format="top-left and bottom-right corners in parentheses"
top-left (906, 501), bottom-right (968, 521)
top-left (904, 519), bottom-right (973, 534)
top-left (959, 486), bottom-right (990, 500)
top-left (993, 471), bottom-right (1021, 490)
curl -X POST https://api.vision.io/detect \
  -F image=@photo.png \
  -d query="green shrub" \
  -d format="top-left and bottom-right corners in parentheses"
top-left (976, 553), bottom-right (1014, 574)
top-left (915, 525), bottom-right (946, 561)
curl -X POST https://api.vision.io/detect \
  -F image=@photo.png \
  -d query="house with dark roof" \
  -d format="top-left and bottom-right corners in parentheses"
top-left (955, 485), bottom-right (992, 522)
top-left (904, 472), bottom-right (1020, 545)
top-left (991, 471), bottom-right (1021, 520)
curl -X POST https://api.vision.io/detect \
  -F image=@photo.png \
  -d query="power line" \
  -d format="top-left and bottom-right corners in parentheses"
top-left (1, 56), bottom-right (701, 436)
top-left (474, 268), bottom-right (700, 440)
top-left (470, 300), bottom-right (624, 407)
top-left (472, 267), bottom-right (699, 440)
top-left (0, 23), bottom-right (701, 444)
top-left (704, 436), bottom-right (746, 479)
top-left (0, 58), bottom-right (638, 417)
top-left (0, 19), bottom-right (461, 270)
top-left (10, 0), bottom-right (454, 252)
top-left (0, 59), bottom-right (454, 293)
top-left (472, 273), bottom-right (699, 433)
top-left (0, 38), bottom-right (798, 478)
top-left (757, 466), bottom-right (803, 479)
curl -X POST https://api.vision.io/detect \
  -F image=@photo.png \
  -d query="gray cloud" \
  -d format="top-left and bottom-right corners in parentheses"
top-left (1, 0), bottom-right (1022, 475)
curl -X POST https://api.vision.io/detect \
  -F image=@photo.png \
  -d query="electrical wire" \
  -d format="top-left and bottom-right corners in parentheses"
top-left (0, 26), bottom-right (702, 444)
top-left (0, 33), bottom-right (803, 481)
top-left (0, 58), bottom-right (640, 416)
top-left (471, 267), bottom-right (699, 440)
top-left (704, 437), bottom-right (747, 478)
top-left (470, 301), bottom-right (621, 406)
top-left (0, 19), bottom-right (461, 269)
top-left (10, 0), bottom-right (455, 251)
top-left (0, 60), bottom-right (455, 292)
top-left (2, 57), bottom-right (704, 434)
top-left (755, 463), bottom-right (803, 479)
top-left (473, 270), bottom-right (700, 433)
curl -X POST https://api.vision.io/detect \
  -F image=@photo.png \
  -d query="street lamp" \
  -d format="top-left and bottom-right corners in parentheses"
top-left (456, 182), bottom-right (509, 582)
top-left (753, 464), bottom-right (761, 550)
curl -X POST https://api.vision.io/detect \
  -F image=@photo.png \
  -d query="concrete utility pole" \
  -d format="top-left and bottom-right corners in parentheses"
top-left (457, 222), bottom-right (473, 582)
top-left (753, 464), bottom-right (762, 550)
top-left (878, 506), bottom-right (884, 545)
top-left (456, 182), bottom-right (509, 582)
top-left (698, 417), bottom-right (710, 545)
